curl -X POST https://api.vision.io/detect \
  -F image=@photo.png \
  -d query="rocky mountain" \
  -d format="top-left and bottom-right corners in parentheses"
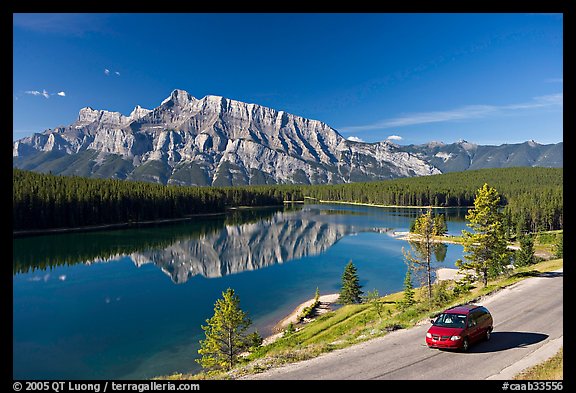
top-left (404, 139), bottom-right (563, 173)
top-left (13, 89), bottom-right (562, 185)
top-left (12, 89), bottom-right (440, 185)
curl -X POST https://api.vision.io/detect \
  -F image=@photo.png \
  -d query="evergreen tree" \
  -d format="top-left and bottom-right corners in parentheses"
top-left (338, 261), bottom-right (363, 304)
top-left (515, 233), bottom-right (535, 267)
top-left (401, 268), bottom-right (415, 309)
top-left (197, 288), bottom-right (253, 371)
top-left (554, 234), bottom-right (563, 258)
top-left (284, 322), bottom-right (296, 336)
top-left (515, 216), bottom-right (528, 238)
top-left (457, 183), bottom-right (510, 287)
top-left (245, 331), bottom-right (263, 352)
top-left (434, 214), bottom-right (448, 236)
top-left (403, 208), bottom-right (445, 300)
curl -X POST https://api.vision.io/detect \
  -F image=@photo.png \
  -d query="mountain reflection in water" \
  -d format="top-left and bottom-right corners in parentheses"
top-left (14, 205), bottom-right (392, 283)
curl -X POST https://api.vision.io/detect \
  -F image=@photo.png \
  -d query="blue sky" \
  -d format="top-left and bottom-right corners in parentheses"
top-left (13, 13), bottom-right (563, 145)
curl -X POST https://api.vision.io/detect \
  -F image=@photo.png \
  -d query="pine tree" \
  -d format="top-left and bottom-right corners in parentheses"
top-left (338, 260), bottom-right (363, 304)
top-left (554, 234), bottom-right (563, 258)
top-left (515, 233), bottom-right (535, 267)
top-left (284, 322), bottom-right (295, 336)
top-left (434, 214), bottom-right (448, 236)
top-left (197, 288), bottom-right (253, 371)
top-left (401, 268), bottom-right (415, 309)
top-left (457, 183), bottom-right (511, 286)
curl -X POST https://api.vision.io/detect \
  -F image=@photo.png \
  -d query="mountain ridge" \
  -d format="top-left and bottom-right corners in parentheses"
top-left (13, 89), bottom-right (562, 186)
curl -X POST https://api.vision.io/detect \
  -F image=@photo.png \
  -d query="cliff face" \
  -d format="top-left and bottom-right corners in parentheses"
top-left (13, 89), bottom-right (561, 185)
top-left (13, 89), bottom-right (439, 185)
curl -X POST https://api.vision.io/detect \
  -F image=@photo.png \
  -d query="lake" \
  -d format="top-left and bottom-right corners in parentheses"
top-left (13, 203), bottom-right (469, 380)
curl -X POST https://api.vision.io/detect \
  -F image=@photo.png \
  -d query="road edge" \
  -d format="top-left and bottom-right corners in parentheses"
top-left (486, 336), bottom-right (563, 380)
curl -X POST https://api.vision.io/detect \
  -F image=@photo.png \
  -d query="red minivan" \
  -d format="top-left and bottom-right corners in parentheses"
top-left (426, 304), bottom-right (493, 351)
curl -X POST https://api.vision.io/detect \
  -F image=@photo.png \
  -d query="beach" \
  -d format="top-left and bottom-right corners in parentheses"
top-left (263, 293), bottom-right (340, 345)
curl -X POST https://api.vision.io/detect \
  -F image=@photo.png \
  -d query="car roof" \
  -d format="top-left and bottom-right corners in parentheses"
top-left (444, 304), bottom-right (483, 315)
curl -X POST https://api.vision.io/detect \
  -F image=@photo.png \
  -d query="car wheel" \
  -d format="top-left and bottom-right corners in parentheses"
top-left (462, 338), bottom-right (469, 352)
top-left (485, 328), bottom-right (492, 341)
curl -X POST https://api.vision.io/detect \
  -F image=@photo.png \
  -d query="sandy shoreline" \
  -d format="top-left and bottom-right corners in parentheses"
top-left (392, 231), bottom-right (463, 244)
top-left (435, 267), bottom-right (465, 282)
top-left (263, 293), bottom-right (340, 345)
top-left (312, 199), bottom-right (473, 210)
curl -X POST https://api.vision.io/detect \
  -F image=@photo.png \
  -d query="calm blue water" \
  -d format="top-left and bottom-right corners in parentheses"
top-left (13, 204), bottom-right (468, 379)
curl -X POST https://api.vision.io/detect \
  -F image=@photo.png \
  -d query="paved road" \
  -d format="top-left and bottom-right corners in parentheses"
top-left (247, 270), bottom-right (563, 380)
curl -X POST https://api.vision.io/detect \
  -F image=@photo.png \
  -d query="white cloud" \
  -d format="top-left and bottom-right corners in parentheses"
top-left (25, 89), bottom-right (50, 99)
top-left (24, 89), bottom-right (66, 99)
top-left (105, 68), bottom-right (121, 76)
top-left (347, 136), bottom-right (364, 143)
top-left (341, 93), bottom-right (563, 132)
top-left (387, 135), bottom-right (403, 141)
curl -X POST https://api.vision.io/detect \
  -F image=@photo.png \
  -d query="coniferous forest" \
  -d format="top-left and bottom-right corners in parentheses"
top-left (13, 167), bottom-right (562, 233)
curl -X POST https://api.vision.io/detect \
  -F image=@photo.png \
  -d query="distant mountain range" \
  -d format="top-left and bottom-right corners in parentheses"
top-left (404, 139), bottom-right (562, 173)
top-left (13, 89), bottom-right (562, 186)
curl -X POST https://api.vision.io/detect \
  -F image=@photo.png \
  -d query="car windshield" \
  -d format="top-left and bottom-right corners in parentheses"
top-left (434, 313), bottom-right (467, 328)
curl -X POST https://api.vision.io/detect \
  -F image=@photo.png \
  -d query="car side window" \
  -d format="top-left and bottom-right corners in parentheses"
top-left (468, 311), bottom-right (480, 327)
top-left (477, 308), bottom-right (488, 324)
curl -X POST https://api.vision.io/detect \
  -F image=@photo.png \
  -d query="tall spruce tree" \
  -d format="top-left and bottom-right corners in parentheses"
top-left (457, 183), bottom-right (510, 287)
top-left (434, 214), bottom-right (448, 236)
top-left (401, 268), bottom-right (415, 309)
top-left (515, 233), bottom-right (535, 267)
top-left (197, 288), bottom-right (253, 371)
top-left (554, 234), bottom-right (563, 258)
top-left (338, 260), bottom-right (363, 304)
